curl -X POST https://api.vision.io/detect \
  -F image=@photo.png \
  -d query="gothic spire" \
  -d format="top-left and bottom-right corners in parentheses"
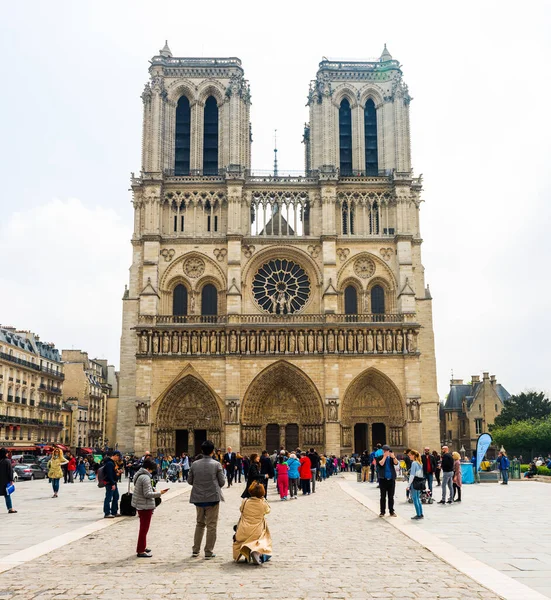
top-left (379, 43), bottom-right (392, 62)
top-left (273, 129), bottom-right (278, 177)
top-left (160, 40), bottom-right (172, 58)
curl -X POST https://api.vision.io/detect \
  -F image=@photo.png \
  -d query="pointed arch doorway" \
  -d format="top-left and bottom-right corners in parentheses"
top-left (241, 361), bottom-right (324, 453)
top-left (155, 375), bottom-right (223, 456)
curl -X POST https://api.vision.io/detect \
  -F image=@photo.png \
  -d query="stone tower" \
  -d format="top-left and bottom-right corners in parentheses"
top-left (116, 43), bottom-right (440, 456)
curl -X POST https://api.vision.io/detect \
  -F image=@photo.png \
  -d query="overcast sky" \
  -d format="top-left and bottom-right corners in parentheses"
top-left (0, 1), bottom-right (549, 399)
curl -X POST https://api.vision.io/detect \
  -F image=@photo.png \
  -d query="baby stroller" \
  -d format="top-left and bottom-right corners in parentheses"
top-left (88, 472), bottom-right (96, 481)
top-left (166, 463), bottom-right (179, 483)
top-left (407, 482), bottom-right (434, 504)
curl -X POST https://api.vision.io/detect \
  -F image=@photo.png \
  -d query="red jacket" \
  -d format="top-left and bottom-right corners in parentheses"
top-left (299, 456), bottom-right (312, 479)
top-left (68, 457), bottom-right (77, 472)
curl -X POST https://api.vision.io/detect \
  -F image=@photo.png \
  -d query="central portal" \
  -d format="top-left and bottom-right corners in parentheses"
top-left (240, 361), bottom-right (325, 453)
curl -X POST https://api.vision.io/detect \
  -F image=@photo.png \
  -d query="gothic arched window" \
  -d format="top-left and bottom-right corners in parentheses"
top-left (342, 201), bottom-right (355, 235)
top-left (364, 98), bottom-right (378, 175)
top-left (371, 285), bottom-right (385, 315)
top-left (344, 285), bottom-right (358, 315)
top-left (203, 96), bottom-right (219, 175)
top-left (201, 284), bottom-right (218, 316)
top-left (173, 284), bottom-right (188, 317)
top-left (174, 96), bottom-right (191, 175)
top-left (339, 98), bottom-right (352, 176)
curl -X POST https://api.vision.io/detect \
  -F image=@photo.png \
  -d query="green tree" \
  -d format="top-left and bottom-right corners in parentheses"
top-left (492, 415), bottom-right (551, 458)
top-left (493, 391), bottom-right (551, 428)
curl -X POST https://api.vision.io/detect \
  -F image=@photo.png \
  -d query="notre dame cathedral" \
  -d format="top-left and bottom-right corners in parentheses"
top-left (116, 42), bottom-right (440, 457)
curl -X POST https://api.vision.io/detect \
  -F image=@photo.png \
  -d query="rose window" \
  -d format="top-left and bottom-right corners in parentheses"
top-left (252, 259), bottom-right (311, 314)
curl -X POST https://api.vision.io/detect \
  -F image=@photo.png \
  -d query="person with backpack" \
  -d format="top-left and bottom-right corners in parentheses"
top-left (287, 453), bottom-right (301, 499)
top-left (132, 457), bottom-right (169, 558)
top-left (101, 450), bottom-right (122, 518)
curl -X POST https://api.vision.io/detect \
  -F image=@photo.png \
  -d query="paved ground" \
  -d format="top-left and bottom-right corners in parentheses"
top-left (0, 474), bottom-right (500, 600)
top-left (349, 476), bottom-right (551, 599)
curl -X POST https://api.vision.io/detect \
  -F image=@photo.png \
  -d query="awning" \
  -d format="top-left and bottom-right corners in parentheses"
top-left (79, 447), bottom-right (93, 454)
top-left (55, 444), bottom-right (69, 451)
top-left (5, 446), bottom-right (38, 452)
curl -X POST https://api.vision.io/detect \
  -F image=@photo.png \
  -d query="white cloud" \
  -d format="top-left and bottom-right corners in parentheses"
top-left (0, 198), bottom-right (131, 366)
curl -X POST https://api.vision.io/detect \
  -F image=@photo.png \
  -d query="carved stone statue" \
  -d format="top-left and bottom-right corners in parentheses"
top-left (367, 331), bottom-right (374, 353)
top-left (408, 399), bottom-right (420, 422)
top-left (230, 331), bottom-right (237, 353)
top-left (395, 331), bottom-right (403, 353)
top-left (219, 332), bottom-right (226, 354)
top-left (279, 331), bottom-right (286, 353)
top-left (407, 331), bottom-right (416, 353)
top-left (201, 332), bottom-right (208, 354)
top-left (376, 331), bottom-right (383, 353)
top-left (191, 332), bottom-right (198, 354)
top-left (337, 331), bottom-right (345, 352)
top-left (269, 331), bottom-right (276, 353)
top-left (357, 331), bottom-right (364, 353)
top-left (317, 331), bottom-right (324, 353)
top-left (240, 332), bottom-right (247, 354)
top-left (162, 333), bottom-right (169, 354)
top-left (249, 332), bottom-right (256, 354)
top-left (347, 331), bottom-right (354, 353)
top-left (152, 334), bottom-right (159, 354)
top-left (182, 332), bottom-right (189, 354)
top-left (140, 333), bottom-right (149, 354)
top-left (172, 333), bottom-right (179, 354)
top-left (307, 331), bottom-right (314, 353)
top-left (385, 330), bottom-right (393, 353)
top-left (259, 331), bottom-right (267, 353)
top-left (327, 401), bottom-right (338, 421)
top-left (227, 401), bottom-right (238, 423)
top-left (288, 331), bottom-right (296, 353)
top-left (297, 331), bottom-right (305, 353)
top-left (137, 403), bottom-right (148, 425)
top-left (327, 331), bottom-right (335, 353)
top-left (210, 332), bottom-right (217, 354)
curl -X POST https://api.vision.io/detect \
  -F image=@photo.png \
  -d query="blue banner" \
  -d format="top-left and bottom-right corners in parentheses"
top-left (475, 433), bottom-right (492, 472)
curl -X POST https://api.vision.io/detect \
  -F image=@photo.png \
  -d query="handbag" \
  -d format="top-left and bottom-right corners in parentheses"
top-left (6, 482), bottom-right (15, 495)
top-left (412, 476), bottom-right (426, 491)
top-left (155, 496), bottom-right (162, 507)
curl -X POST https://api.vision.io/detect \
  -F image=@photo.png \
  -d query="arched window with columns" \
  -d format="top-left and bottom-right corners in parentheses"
top-left (371, 284), bottom-right (385, 315)
top-left (203, 96), bottom-right (219, 175)
top-left (173, 284), bottom-right (188, 316)
top-left (364, 98), bottom-right (378, 175)
top-left (201, 284), bottom-right (218, 316)
top-left (339, 98), bottom-right (352, 176)
top-left (174, 96), bottom-right (191, 175)
top-left (344, 285), bottom-right (358, 315)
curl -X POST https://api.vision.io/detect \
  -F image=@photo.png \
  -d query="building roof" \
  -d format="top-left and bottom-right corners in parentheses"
top-left (0, 328), bottom-right (34, 353)
top-left (444, 380), bottom-right (511, 411)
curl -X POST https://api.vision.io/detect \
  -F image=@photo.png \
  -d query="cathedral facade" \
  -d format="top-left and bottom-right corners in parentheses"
top-left (116, 43), bottom-right (440, 457)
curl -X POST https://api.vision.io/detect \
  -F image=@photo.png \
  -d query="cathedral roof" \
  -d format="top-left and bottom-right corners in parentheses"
top-left (380, 44), bottom-right (393, 62)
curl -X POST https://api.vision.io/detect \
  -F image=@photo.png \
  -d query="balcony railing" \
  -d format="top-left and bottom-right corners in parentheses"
top-left (39, 384), bottom-right (62, 394)
top-left (0, 352), bottom-right (41, 371)
top-left (0, 415), bottom-right (63, 428)
top-left (39, 401), bottom-right (60, 410)
top-left (138, 313), bottom-right (411, 326)
top-left (41, 367), bottom-right (65, 380)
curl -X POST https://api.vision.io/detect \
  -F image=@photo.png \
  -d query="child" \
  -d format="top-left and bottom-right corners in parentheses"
top-left (233, 482), bottom-right (272, 565)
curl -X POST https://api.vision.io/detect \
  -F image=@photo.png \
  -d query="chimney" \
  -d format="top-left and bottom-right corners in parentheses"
top-left (451, 379), bottom-right (464, 386)
top-left (482, 372), bottom-right (490, 381)
top-left (471, 375), bottom-right (480, 385)
top-left (490, 375), bottom-right (496, 387)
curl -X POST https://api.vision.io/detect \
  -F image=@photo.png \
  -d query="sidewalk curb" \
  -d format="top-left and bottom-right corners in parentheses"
top-left (0, 483), bottom-right (191, 575)
top-left (339, 481), bottom-right (547, 600)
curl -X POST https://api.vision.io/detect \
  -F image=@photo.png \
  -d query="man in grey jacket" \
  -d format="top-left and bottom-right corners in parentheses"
top-left (188, 440), bottom-right (225, 559)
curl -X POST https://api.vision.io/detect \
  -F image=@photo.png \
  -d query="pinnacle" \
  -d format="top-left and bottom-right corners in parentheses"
top-left (160, 40), bottom-right (172, 58)
top-left (380, 43), bottom-right (392, 62)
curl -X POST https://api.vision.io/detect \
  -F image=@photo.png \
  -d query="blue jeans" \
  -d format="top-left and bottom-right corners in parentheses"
top-left (104, 485), bottom-right (119, 516)
top-left (320, 467), bottom-right (326, 480)
top-left (411, 488), bottom-right (423, 517)
top-left (4, 495), bottom-right (13, 511)
top-left (51, 478), bottom-right (60, 493)
top-left (426, 473), bottom-right (434, 493)
top-left (501, 469), bottom-right (509, 484)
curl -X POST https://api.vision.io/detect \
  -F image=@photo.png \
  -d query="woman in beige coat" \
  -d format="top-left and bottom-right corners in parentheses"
top-left (233, 481), bottom-right (272, 565)
top-left (47, 447), bottom-right (68, 498)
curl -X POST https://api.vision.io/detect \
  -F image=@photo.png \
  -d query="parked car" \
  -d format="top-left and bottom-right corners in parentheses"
top-left (11, 454), bottom-right (39, 466)
top-left (38, 456), bottom-right (50, 472)
top-left (13, 464), bottom-right (47, 480)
